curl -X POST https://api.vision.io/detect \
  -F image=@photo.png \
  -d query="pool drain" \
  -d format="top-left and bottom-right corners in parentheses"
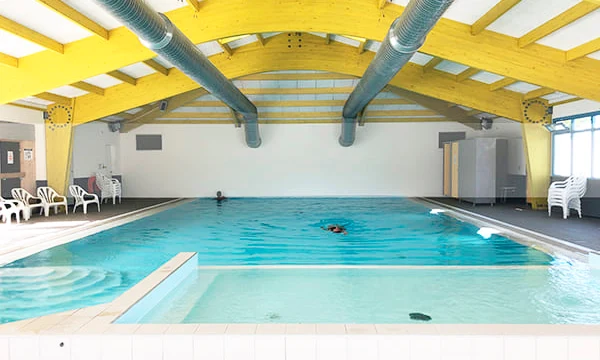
top-left (266, 312), bottom-right (281, 320)
top-left (409, 312), bottom-right (431, 321)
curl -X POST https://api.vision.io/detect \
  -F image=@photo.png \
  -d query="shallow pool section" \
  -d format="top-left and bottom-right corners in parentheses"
top-left (1, 198), bottom-right (553, 324)
top-left (128, 265), bottom-right (600, 325)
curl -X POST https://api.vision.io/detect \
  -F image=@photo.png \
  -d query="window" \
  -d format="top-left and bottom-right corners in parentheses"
top-left (553, 133), bottom-right (571, 176)
top-left (552, 112), bottom-right (600, 178)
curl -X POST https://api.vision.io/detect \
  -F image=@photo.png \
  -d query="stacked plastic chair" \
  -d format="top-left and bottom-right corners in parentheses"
top-left (547, 176), bottom-right (587, 219)
top-left (95, 172), bottom-right (122, 205)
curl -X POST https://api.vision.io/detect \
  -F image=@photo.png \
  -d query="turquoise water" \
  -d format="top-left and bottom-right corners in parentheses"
top-left (136, 266), bottom-right (600, 324)
top-left (1, 198), bottom-right (553, 324)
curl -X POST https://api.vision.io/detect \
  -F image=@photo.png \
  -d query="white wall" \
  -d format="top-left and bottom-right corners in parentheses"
top-left (553, 99), bottom-right (600, 119)
top-left (119, 121), bottom-right (523, 197)
top-left (72, 121), bottom-right (121, 178)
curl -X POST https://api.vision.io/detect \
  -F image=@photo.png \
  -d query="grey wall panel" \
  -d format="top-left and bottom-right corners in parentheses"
top-left (136, 135), bottom-right (162, 151)
top-left (474, 138), bottom-right (496, 204)
top-left (0, 121), bottom-right (35, 141)
top-left (458, 139), bottom-right (476, 201)
top-left (495, 139), bottom-right (509, 195)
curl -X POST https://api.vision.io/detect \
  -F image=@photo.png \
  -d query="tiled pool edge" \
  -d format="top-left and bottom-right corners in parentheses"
top-left (417, 197), bottom-right (591, 263)
top-left (2, 253), bottom-right (600, 360)
top-left (0, 198), bottom-right (192, 266)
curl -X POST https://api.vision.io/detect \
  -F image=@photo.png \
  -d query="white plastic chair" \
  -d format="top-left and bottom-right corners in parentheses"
top-left (11, 188), bottom-right (44, 220)
top-left (547, 176), bottom-right (587, 219)
top-left (37, 187), bottom-right (68, 217)
top-left (0, 198), bottom-right (22, 224)
top-left (69, 185), bottom-right (100, 214)
top-left (96, 173), bottom-right (122, 205)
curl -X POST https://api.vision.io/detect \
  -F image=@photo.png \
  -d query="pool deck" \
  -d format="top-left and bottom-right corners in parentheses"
top-left (0, 198), bottom-right (185, 266)
top-left (427, 197), bottom-right (600, 252)
top-left (0, 198), bottom-right (174, 242)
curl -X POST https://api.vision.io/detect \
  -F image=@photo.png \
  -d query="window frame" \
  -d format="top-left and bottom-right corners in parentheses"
top-left (552, 111), bottom-right (600, 179)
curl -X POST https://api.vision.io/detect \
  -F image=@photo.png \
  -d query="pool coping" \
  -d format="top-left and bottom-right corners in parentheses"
top-left (4, 252), bottom-right (600, 338)
top-left (0, 198), bottom-right (192, 266)
top-left (416, 197), bottom-right (592, 263)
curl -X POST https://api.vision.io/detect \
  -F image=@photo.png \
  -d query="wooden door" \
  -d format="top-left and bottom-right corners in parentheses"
top-left (443, 143), bottom-right (451, 196)
top-left (451, 142), bottom-right (459, 198)
top-left (19, 140), bottom-right (36, 194)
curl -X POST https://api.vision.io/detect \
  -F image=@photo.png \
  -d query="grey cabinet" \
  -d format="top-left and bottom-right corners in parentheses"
top-left (443, 138), bottom-right (509, 205)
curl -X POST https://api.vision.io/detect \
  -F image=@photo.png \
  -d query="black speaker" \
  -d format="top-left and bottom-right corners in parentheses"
top-left (43, 111), bottom-right (49, 120)
top-left (159, 100), bottom-right (168, 112)
top-left (480, 117), bottom-right (493, 130)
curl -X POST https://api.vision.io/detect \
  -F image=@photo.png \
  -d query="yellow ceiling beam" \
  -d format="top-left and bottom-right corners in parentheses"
top-left (186, 0), bottom-right (202, 11)
top-left (471, 0), bottom-right (521, 36)
top-left (255, 34), bottom-right (265, 46)
top-left (489, 77), bottom-right (517, 91)
top-left (218, 41), bottom-right (233, 56)
top-left (220, 35), bottom-right (250, 44)
top-left (243, 87), bottom-right (356, 95)
top-left (357, 40), bottom-right (367, 54)
top-left (186, 98), bottom-right (413, 107)
top-left (0, 52), bottom-right (18, 68)
top-left (143, 59), bottom-right (169, 76)
top-left (2, 0), bottom-right (600, 104)
top-left (456, 67), bottom-right (480, 82)
top-left (7, 102), bottom-right (45, 111)
top-left (523, 87), bottom-right (555, 100)
top-left (385, 86), bottom-right (482, 129)
top-left (36, 0), bottom-right (109, 40)
top-left (72, 33), bottom-right (525, 125)
top-left (550, 97), bottom-right (582, 106)
top-left (163, 110), bottom-right (439, 119)
top-left (148, 118), bottom-right (449, 125)
top-left (518, 2), bottom-right (600, 48)
top-left (0, 14), bottom-right (64, 54)
top-left (239, 73), bottom-right (356, 81)
top-left (566, 38), bottom-right (600, 62)
top-left (70, 81), bottom-right (105, 96)
top-left (107, 71), bottom-right (137, 85)
top-left (423, 57), bottom-right (443, 73)
top-left (35, 92), bottom-right (71, 105)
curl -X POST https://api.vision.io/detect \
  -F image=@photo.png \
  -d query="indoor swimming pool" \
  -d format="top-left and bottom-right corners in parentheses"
top-left (124, 265), bottom-right (600, 324)
top-left (0, 197), bottom-right (569, 324)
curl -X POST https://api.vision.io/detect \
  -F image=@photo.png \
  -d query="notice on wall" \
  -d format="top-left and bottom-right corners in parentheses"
top-left (24, 149), bottom-right (33, 161)
top-left (7, 150), bottom-right (13, 165)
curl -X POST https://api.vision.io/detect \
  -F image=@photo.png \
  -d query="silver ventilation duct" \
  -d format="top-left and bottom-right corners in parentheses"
top-left (93, 0), bottom-right (261, 148)
top-left (339, 0), bottom-right (454, 146)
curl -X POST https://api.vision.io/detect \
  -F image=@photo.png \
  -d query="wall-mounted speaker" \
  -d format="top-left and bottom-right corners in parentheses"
top-left (108, 121), bottom-right (122, 132)
top-left (159, 100), bottom-right (169, 112)
top-left (43, 111), bottom-right (49, 120)
top-left (480, 117), bottom-right (493, 130)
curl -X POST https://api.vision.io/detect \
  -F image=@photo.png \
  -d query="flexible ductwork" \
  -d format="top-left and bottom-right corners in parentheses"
top-left (339, 0), bottom-right (454, 146)
top-left (93, 0), bottom-right (261, 148)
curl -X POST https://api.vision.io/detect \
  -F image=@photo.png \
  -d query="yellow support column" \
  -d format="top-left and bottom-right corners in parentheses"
top-left (45, 100), bottom-right (75, 195)
top-left (520, 99), bottom-right (552, 210)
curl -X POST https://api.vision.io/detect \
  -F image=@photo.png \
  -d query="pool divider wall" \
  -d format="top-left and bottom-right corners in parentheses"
top-left (2, 251), bottom-right (600, 359)
top-left (115, 252), bottom-right (198, 323)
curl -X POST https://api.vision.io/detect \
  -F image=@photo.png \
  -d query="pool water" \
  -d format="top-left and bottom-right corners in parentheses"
top-left (134, 266), bottom-right (600, 324)
top-left (1, 198), bottom-right (553, 324)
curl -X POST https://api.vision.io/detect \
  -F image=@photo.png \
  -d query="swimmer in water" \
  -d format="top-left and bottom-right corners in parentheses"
top-left (321, 224), bottom-right (348, 235)
top-left (214, 191), bottom-right (227, 201)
